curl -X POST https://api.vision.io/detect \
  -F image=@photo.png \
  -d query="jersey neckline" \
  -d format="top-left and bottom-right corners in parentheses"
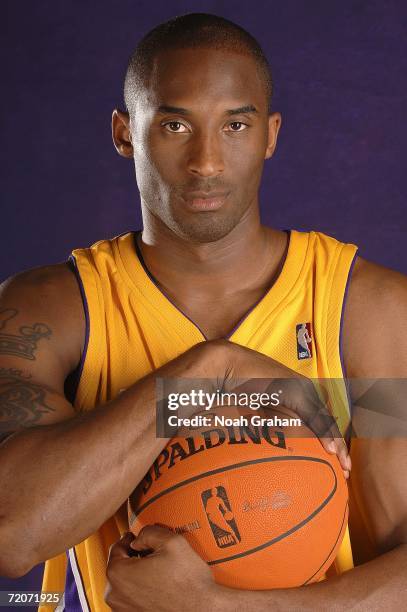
top-left (116, 229), bottom-right (310, 343)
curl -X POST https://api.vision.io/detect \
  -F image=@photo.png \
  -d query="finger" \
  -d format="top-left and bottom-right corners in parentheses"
top-left (321, 436), bottom-right (337, 454)
top-left (321, 437), bottom-right (352, 473)
top-left (129, 524), bottom-right (174, 552)
top-left (337, 439), bottom-right (352, 473)
top-left (305, 404), bottom-right (339, 439)
top-left (107, 532), bottom-right (135, 563)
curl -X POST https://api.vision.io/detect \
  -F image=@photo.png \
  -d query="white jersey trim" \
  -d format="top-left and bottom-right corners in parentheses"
top-left (68, 547), bottom-right (90, 612)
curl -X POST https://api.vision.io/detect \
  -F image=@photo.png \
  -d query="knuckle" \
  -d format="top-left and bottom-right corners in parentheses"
top-left (142, 524), bottom-right (166, 538)
top-left (166, 532), bottom-right (185, 550)
top-left (207, 338), bottom-right (229, 348)
top-left (205, 338), bottom-right (231, 357)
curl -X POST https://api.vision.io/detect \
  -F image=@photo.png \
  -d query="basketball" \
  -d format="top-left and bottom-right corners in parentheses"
top-left (128, 409), bottom-right (349, 589)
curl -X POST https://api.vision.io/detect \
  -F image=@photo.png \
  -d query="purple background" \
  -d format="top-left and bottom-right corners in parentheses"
top-left (1, 0), bottom-right (406, 597)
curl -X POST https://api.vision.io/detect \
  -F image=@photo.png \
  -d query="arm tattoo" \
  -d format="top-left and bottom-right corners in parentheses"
top-left (0, 308), bottom-right (52, 360)
top-left (0, 369), bottom-right (55, 436)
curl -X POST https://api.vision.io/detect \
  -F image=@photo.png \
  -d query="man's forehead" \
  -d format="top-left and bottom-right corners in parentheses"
top-left (150, 47), bottom-right (262, 91)
top-left (140, 48), bottom-right (266, 113)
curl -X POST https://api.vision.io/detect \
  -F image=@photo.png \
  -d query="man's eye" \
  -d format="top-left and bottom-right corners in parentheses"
top-left (163, 122), bottom-right (188, 133)
top-left (227, 122), bottom-right (247, 132)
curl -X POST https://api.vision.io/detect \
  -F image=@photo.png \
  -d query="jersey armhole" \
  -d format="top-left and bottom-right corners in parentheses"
top-left (326, 244), bottom-right (359, 442)
top-left (63, 257), bottom-right (90, 405)
top-left (338, 252), bottom-right (359, 386)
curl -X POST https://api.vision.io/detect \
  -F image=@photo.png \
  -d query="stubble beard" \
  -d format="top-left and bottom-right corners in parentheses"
top-left (141, 187), bottom-right (251, 244)
top-left (167, 190), bottom-right (253, 243)
top-left (170, 210), bottom-right (243, 243)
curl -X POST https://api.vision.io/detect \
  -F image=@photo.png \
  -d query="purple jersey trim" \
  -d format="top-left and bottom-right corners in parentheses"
top-left (133, 230), bottom-right (291, 341)
top-left (64, 255), bottom-right (90, 404)
top-left (225, 230), bottom-right (291, 339)
top-left (338, 249), bottom-right (359, 423)
top-left (64, 550), bottom-right (89, 612)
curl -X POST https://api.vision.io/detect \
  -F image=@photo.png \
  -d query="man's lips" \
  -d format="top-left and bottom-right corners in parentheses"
top-left (182, 191), bottom-right (230, 211)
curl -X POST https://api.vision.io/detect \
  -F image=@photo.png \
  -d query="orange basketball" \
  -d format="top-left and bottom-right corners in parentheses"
top-left (129, 413), bottom-right (348, 589)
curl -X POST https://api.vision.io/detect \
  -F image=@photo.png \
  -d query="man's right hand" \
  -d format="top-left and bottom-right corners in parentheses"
top-left (191, 340), bottom-right (351, 477)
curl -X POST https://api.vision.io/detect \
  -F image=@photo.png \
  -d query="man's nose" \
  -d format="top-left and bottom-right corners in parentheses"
top-left (186, 132), bottom-right (225, 177)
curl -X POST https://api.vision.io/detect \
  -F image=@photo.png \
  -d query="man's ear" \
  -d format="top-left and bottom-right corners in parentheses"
top-left (112, 109), bottom-right (133, 158)
top-left (265, 112), bottom-right (282, 160)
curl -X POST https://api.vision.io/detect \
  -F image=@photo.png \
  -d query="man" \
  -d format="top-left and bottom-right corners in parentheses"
top-left (0, 12), bottom-right (406, 611)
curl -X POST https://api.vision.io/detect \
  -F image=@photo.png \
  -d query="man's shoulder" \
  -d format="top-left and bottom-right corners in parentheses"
top-left (0, 262), bottom-right (85, 373)
top-left (1, 261), bottom-right (80, 302)
top-left (346, 256), bottom-right (407, 323)
top-left (350, 256), bottom-right (407, 296)
top-left (342, 256), bottom-right (407, 378)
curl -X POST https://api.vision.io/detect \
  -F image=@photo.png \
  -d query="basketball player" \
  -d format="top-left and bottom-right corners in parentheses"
top-left (0, 13), bottom-right (406, 611)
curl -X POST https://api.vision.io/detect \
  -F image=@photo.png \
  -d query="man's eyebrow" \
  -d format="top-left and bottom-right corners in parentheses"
top-left (157, 105), bottom-right (190, 115)
top-left (226, 105), bottom-right (258, 115)
top-left (156, 104), bottom-right (259, 116)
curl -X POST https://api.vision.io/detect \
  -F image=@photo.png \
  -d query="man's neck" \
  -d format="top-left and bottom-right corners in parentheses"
top-left (137, 216), bottom-right (288, 301)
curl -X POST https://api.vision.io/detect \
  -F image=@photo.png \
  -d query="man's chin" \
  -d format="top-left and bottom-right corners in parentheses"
top-left (173, 217), bottom-right (238, 243)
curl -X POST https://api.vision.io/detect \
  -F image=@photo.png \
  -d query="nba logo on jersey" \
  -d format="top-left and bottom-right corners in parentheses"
top-left (296, 322), bottom-right (313, 359)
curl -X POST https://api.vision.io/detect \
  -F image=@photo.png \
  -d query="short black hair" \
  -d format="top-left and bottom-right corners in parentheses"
top-left (124, 13), bottom-right (273, 115)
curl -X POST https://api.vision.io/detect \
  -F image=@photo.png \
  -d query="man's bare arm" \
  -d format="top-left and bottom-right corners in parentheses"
top-left (0, 265), bottom-right (218, 577)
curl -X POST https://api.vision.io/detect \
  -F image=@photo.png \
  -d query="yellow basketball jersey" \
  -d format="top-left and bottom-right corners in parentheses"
top-left (40, 229), bottom-right (357, 611)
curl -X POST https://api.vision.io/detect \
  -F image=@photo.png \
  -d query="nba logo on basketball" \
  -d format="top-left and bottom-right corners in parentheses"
top-left (201, 486), bottom-right (241, 548)
top-left (296, 322), bottom-right (313, 359)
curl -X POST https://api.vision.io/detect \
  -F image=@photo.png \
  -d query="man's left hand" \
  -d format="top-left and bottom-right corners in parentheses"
top-left (105, 526), bottom-right (218, 611)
